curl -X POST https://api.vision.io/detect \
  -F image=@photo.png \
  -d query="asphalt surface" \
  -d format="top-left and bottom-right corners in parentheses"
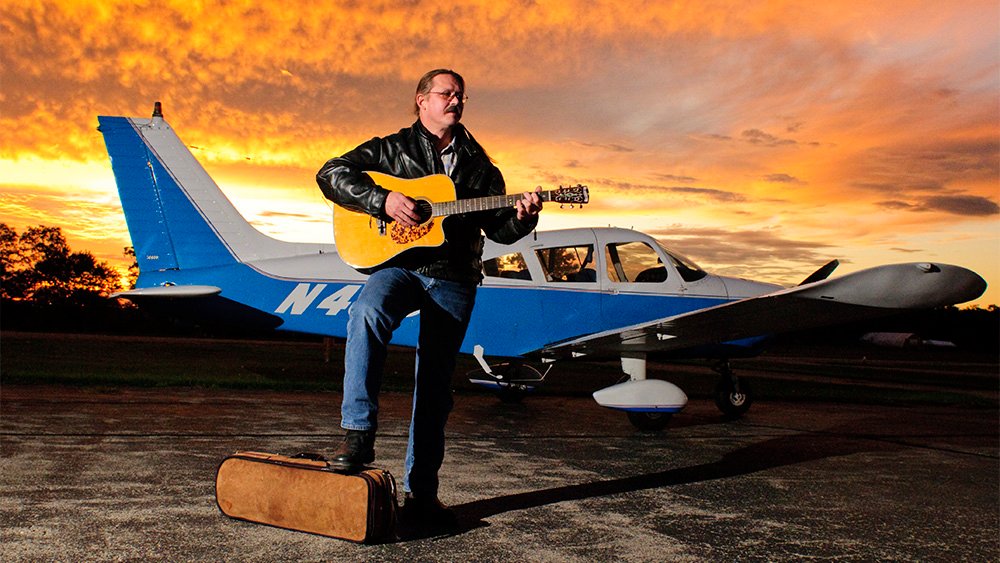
top-left (1, 380), bottom-right (998, 561)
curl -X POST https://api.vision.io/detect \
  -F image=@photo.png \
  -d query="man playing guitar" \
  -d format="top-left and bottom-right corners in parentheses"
top-left (316, 68), bottom-right (543, 532)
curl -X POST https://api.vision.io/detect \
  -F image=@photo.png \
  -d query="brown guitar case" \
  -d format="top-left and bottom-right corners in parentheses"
top-left (215, 451), bottom-right (397, 543)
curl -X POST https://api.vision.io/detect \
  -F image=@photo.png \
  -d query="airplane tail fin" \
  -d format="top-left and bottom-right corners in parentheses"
top-left (98, 104), bottom-right (319, 273)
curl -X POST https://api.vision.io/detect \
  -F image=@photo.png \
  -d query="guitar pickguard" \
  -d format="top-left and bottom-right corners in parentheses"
top-left (390, 221), bottom-right (435, 244)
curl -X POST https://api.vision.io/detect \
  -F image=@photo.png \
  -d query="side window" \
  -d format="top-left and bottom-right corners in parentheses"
top-left (605, 242), bottom-right (667, 283)
top-left (535, 245), bottom-right (596, 283)
top-left (483, 252), bottom-right (532, 280)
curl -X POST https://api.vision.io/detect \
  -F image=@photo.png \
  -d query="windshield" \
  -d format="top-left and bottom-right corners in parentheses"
top-left (655, 241), bottom-right (708, 282)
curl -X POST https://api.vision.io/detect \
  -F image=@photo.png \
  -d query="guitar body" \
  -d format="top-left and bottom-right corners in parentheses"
top-left (333, 171), bottom-right (588, 274)
top-left (333, 172), bottom-right (455, 272)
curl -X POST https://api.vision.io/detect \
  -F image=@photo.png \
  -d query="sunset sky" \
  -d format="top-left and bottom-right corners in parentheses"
top-left (2, 1), bottom-right (997, 306)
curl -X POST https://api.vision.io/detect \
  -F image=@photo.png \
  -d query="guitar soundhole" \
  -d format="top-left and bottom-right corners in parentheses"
top-left (415, 200), bottom-right (433, 223)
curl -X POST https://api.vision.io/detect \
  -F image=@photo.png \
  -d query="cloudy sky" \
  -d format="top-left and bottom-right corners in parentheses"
top-left (2, 1), bottom-right (997, 305)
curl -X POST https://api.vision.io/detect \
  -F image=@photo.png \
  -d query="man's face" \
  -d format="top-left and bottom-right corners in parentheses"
top-left (417, 74), bottom-right (465, 132)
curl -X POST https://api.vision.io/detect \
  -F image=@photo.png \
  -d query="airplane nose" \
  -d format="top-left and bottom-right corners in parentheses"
top-left (794, 262), bottom-right (987, 309)
top-left (939, 264), bottom-right (987, 305)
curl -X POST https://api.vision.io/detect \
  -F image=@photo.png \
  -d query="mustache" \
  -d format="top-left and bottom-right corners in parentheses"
top-left (445, 105), bottom-right (462, 114)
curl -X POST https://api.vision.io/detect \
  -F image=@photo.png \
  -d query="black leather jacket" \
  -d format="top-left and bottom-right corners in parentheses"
top-left (316, 121), bottom-right (537, 284)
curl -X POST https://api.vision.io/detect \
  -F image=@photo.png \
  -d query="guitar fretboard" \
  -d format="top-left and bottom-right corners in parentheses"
top-left (431, 191), bottom-right (561, 217)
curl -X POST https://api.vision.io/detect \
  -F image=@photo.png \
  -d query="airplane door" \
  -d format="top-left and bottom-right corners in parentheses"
top-left (599, 235), bottom-right (724, 327)
top-left (530, 230), bottom-right (606, 346)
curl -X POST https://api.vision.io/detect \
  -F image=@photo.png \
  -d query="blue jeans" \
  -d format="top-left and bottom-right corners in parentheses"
top-left (341, 268), bottom-right (477, 496)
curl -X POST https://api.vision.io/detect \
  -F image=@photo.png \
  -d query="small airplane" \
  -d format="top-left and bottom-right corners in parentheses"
top-left (98, 104), bottom-right (987, 430)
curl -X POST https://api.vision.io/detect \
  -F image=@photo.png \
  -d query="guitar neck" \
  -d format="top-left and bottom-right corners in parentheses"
top-left (431, 191), bottom-right (560, 217)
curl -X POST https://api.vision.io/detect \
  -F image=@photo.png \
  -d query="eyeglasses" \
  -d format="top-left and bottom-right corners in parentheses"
top-left (427, 91), bottom-right (469, 103)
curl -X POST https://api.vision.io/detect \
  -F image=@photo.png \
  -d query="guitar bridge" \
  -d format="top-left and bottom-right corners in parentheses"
top-left (374, 218), bottom-right (387, 237)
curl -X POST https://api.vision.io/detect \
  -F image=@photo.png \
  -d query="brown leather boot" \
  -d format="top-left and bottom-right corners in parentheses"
top-left (330, 429), bottom-right (375, 472)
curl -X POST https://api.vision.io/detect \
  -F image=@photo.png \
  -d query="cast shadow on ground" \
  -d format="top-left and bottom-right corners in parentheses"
top-left (404, 428), bottom-right (894, 541)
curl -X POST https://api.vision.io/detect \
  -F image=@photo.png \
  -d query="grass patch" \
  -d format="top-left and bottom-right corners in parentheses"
top-left (1, 332), bottom-right (507, 393)
top-left (2, 332), bottom-right (996, 408)
top-left (3, 332), bottom-right (345, 391)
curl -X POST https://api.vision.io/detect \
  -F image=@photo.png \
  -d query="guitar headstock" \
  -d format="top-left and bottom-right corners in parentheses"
top-left (551, 184), bottom-right (589, 206)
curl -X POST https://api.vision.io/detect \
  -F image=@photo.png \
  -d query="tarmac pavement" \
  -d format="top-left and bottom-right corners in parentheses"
top-left (1, 384), bottom-right (997, 561)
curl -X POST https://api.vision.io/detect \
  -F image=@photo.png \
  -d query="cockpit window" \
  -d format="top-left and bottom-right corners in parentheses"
top-left (605, 242), bottom-right (667, 283)
top-left (535, 245), bottom-right (596, 283)
top-left (655, 241), bottom-right (708, 282)
top-left (482, 252), bottom-right (532, 280)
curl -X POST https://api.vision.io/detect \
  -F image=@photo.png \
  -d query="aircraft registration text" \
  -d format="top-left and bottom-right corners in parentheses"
top-left (275, 283), bottom-right (362, 316)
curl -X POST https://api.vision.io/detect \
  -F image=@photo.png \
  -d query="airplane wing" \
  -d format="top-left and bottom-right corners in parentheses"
top-left (539, 262), bottom-right (986, 361)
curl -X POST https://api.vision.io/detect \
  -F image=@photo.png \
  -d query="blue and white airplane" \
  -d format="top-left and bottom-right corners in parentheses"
top-left (98, 106), bottom-right (987, 430)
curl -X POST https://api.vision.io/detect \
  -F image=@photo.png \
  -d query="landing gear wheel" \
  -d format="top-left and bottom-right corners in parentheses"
top-left (714, 376), bottom-right (752, 419)
top-left (497, 384), bottom-right (528, 403)
top-left (627, 411), bottom-right (673, 431)
top-left (492, 363), bottom-right (542, 403)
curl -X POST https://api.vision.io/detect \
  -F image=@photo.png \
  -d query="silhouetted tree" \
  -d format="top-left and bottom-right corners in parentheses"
top-left (0, 223), bottom-right (22, 298)
top-left (0, 223), bottom-right (121, 305)
top-left (124, 246), bottom-right (139, 290)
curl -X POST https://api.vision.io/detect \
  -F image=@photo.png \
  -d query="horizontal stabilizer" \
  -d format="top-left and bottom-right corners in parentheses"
top-left (112, 285), bottom-right (222, 299)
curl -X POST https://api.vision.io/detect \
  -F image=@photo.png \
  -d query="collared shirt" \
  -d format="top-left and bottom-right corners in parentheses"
top-left (440, 136), bottom-right (458, 177)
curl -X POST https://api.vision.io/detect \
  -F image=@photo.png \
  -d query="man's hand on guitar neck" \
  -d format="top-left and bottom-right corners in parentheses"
top-left (385, 191), bottom-right (422, 227)
top-left (383, 184), bottom-right (542, 227)
top-left (516, 187), bottom-right (544, 221)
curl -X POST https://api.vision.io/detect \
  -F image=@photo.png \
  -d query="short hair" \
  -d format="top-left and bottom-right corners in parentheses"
top-left (413, 69), bottom-right (465, 116)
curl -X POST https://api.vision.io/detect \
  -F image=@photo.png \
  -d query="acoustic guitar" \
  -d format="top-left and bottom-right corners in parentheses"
top-left (333, 171), bottom-right (589, 272)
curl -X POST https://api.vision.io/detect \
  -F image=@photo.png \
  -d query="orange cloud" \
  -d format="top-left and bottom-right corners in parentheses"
top-left (1, 0), bottom-right (996, 305)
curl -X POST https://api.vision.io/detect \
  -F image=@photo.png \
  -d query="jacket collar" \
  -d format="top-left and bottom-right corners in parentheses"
top-left (412, 120), bottom-right (479, 158)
